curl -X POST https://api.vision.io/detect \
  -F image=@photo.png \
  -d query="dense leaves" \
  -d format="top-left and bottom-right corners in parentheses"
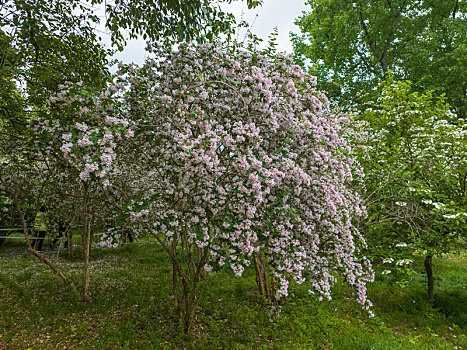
top-left (103, 0), bottom-right (263, 47)
top-left (0, 0), bottom-right (112, 135)
top-left (292, 0), bottom-right (467, 117)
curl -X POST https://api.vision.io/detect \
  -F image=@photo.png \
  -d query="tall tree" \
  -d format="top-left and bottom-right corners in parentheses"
top-left (292, 0), bottom-right (466, 117)
top-left (0, 0), bottom-right (263, 117)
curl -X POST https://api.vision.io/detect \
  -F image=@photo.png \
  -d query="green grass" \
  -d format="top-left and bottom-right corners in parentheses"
top-left (0, 241), bottom-right (465, 349)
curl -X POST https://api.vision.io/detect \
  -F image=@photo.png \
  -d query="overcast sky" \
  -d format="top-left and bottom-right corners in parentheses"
top-left (220, 0), bottom-right (308, 52)
top-left (97, 1), bottom-right (309, 66)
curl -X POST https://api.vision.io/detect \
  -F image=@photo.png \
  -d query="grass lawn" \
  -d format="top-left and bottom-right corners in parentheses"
top-left (0, 240), bottom-right (465, 349)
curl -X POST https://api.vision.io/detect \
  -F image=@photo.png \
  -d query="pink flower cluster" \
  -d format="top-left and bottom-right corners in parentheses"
top-left (43, 82), bottom-right (135, 186)
top-left (122, 43), bottom-right (374, 312)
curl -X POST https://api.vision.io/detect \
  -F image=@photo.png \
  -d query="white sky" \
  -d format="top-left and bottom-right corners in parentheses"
top-left (220, 0), bottom-right (308, 52)
top-left (95, 1), bottom-right (309, 66)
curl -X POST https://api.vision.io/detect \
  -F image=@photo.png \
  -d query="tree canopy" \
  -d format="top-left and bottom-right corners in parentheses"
top-left (102, 0), bottom-right (263, 47)
top-left (0, 0), bottom-right (112, 133)
top-left (292, 0), bottom-right (467, 117)
top-left (0, 0), bottom-right (266, 145)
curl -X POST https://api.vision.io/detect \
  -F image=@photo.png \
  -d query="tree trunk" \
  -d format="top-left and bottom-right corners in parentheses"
top-left (173, 263), bottom-right (182, 323)
top-left (253, 252), bottom-right (281, 304)
top-left (183, 285), bottom-right (197, 333)
top-left (81, 217), bottom-right (91, 302)
top-left (67, 229), bottom-right (73, 257)
top-left (424, 254), bottom-right (434, 303)
top-left (171, 244), bottom-right (208, 333)
top-left (172, 260), bottom-right (201, 333)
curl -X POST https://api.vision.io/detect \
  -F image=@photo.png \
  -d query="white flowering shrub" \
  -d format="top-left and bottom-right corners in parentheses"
top-left (350, 78), bottom-right (467, 300)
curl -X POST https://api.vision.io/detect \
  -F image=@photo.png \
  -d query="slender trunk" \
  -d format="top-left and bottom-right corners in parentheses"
top-left (182, 265), bottom-right (202, 332)
top-left (67, 229), bottom-right (73, 257)
top-left (183, 283), bottom-right (195, 332)
top-left (66, 219), bottom-right (73, 258)
top-left (81, 219), bottom-right (91, 302)
top-left (90, 225), bottom-right (94, 248)
top-left (171, 244), bottom-right (207, 333)
top-left (254, 252), bottom-right (266, 297)
top-left (120, 226), bottom-right (125, 246)
top-left (172, 268), bottom-right (194, 333)
top-left (424, 254), bottom-right (434, 303)
top-left (184, 297), bottom-right (197, 332)
top-left (173, 262), bottom-right (182, 323)
top-left (81, 184), bottom-right (92, 302)
top-left (67, 203), bottom-right (79, 258)
top-left (253, 252), bottom-right (281, 304)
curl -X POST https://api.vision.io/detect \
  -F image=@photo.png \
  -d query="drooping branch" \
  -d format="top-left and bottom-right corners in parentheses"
top-left (7, 188), bottom-right (75, 288)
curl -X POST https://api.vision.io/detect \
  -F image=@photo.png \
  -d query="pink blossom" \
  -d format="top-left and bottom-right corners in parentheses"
top-left (75, 122), bottom-right (88, 132)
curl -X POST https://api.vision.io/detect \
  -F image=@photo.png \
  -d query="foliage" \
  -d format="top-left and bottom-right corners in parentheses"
top-left (102, 0), bottom-right (263, 48)
top-left (292, 0), bottom-right (467, 117)
top-left (348, 78), bottom-right (467, 298)
top-left (0, 0), bottom-right (112, 143)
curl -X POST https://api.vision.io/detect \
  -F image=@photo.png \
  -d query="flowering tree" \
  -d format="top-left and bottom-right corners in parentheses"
top-left (117, 43), bottom-right (373, 331)
top-left (350, 79), bottom-right (467, 301)
top-left (42, 82), bottom-right (134, 300)
top-left (0, 123), bottom-right (78, 288)
top-left (0, 79), bottom-right (134, 301)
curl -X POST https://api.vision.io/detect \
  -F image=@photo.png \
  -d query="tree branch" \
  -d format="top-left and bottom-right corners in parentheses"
top-left (358, 11), bottom-right (378, 56)
top-left (7, 187), bottom-right (75, 288)
top-left (452, 0), bottom-right (459, 19)
top-left (25, 8), bottom-right (40, 65)
top-left (380, 0), bottom-right (407, 75)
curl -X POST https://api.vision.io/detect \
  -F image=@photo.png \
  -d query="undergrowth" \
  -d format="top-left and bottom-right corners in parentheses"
top-left (0, 241), bottom-right (465, 349)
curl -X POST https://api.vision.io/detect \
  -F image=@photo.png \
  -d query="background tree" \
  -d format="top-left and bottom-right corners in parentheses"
top-left (292, 0), bottom-right (467, 117)
top-left (0, 0), bottom-right (112, 136)
top-left (102, 0), bottom-right (263, 47)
